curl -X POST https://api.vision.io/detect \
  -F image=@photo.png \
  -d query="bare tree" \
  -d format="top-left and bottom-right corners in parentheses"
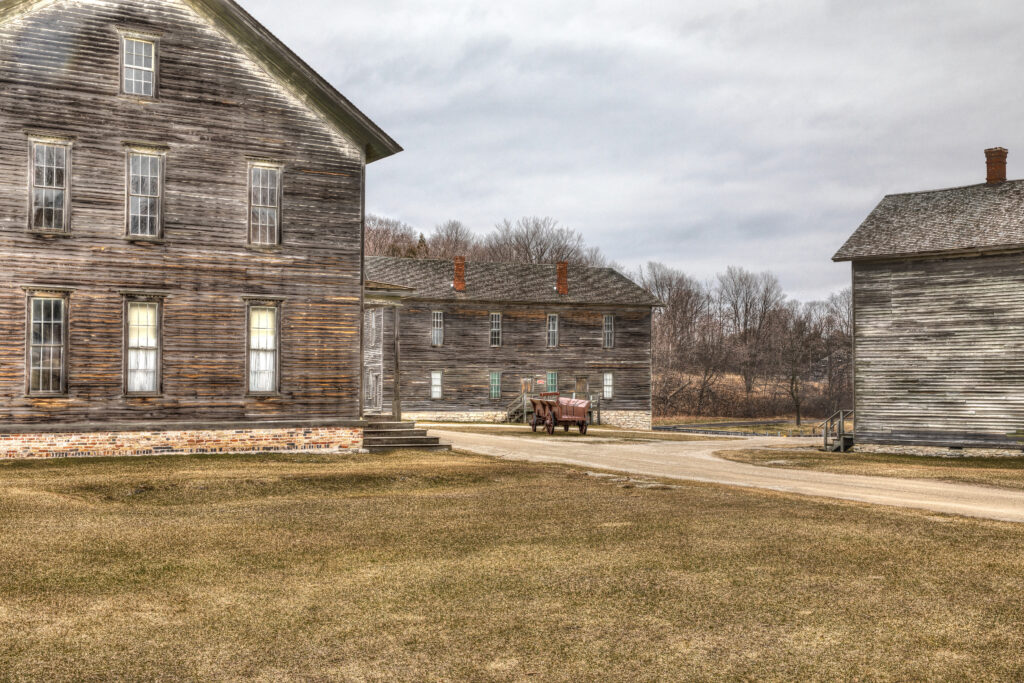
top-left (775, 301), bottom-right (826, 426)
top-left (365, 214), bottom-right (418, 257)
top-left (820, 288), bottom-right (853, 414)
top-left (716, 266), bottom-right (785, 413)
top-left (479, 217), bottom-right (607, 266)
top-left (427, 220), bottom-right (481, 259)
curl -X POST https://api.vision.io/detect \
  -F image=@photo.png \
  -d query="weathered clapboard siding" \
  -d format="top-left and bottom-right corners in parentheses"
top-left (381, 302), bottom-right (653, 413)
top-left (854, 253), bottom-right (1024, 447)
top-left (0, 0), bottom-right (367, 425)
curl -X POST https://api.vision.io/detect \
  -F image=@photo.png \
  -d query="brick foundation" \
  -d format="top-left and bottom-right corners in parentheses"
top-left (0, 425), bottom-right (364, 459)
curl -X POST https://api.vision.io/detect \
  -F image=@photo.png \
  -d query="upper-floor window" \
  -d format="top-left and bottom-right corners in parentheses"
top-left (603, 315), bottom-right (615, 349)
top-left (431, 311), bottom-right (444, 347)
top-left (30, 140), bottom-right (70, 232)
top-left (28, 295), bottom-right (67, 395)
top-left (490, 313), bottom-right (502, 347)
top-left (122, 37), bottom-right (156, 97)
top-left (249, 164), bottom-right (281, 245)
top-left (547, 314), bottom-right (559, 348)
top-left (127, 151), bottom-right (163, 237)
top-left (248, 304), bottom-right (279, 394)
top-left (126, 300), bottom-right (161, 394)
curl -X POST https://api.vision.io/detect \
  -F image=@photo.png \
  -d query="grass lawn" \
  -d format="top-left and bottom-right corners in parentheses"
top-left (721, 448), bottom-right (1024, 491)
top-left (3, 450), bottom-right (1024, 680)
top-left (653, 416), bottom-right (822, 437)
top-left (426, 424), bottom-right (733, 442)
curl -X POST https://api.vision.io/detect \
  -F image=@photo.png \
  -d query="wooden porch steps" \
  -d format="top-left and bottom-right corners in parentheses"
top-left (363, 420), bottom-right (450, 453)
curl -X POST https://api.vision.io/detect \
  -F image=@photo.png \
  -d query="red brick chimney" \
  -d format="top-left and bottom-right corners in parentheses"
top-left (453, 256), bottom-right (466, 292)
top-left (986, 147), bottom-right (1008, 185)
top-left (556, 262), bottom-right (569, 296)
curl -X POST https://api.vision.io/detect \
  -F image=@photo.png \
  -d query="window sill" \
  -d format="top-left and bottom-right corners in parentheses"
top-left (124, 236), bottom-right (166, 244)
top-left (246, 244), bottom-right (282, 253)
top-left (24, 393), bottom-right (69, 399)
top-left (122, 393), bottom-right (163, 399)
top-left (247, 392), bottom-right (282, 399)
top-left (27, 230), bottom-right (71, 238)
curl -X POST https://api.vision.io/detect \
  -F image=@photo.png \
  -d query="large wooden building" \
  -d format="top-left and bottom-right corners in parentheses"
top-left (0, 0), bottom-right (400, 457)
top-left (835, 148), bottom-right (1024, 451)
top-left (363, 257), bottom-right (660, 430)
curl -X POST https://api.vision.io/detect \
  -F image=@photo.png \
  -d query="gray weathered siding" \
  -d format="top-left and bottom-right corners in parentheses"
top-left (385, 302), bottom-right (652, 414)
top-left (854, 253), bottom-right (1024, 447)
top-left (0, 0), bottom-right (365, 426)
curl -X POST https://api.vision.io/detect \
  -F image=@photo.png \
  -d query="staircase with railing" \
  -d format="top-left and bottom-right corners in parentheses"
top-left (815, 410), bottom-right (855, 452)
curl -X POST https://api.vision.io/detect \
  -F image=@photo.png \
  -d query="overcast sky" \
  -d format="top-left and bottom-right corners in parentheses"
top-left (245, 0), bottom-right (1024, 301)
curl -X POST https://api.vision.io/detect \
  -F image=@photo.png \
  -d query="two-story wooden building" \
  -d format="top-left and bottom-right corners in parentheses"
top-left (363, 256), bottom-right (660, 430)
top-left (0, 0), bottom-right (400, 457)
top-left (835, 148), bottom-right (1024, 453)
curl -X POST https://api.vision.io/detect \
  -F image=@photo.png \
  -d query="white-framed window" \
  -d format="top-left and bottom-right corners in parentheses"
top-left (28, 296), bottom-right (67, 395)
top-left (603, 315), bottom-right (615, 349)
top-left (490, 312), bottom-right (502, 347)
top-left (430, 370), bottom-right (443, 400)
top-left (127, 151), bottom-right (162, 237)
top-left (30, 140), bottom-right (70, 232)
top-left (489, 371), bottom-right (501, 400)
top-left (431, 311), bottom-right (444, 347)
top-left (122, 37), bottom-right (156, 97)
top-left (603, 372), bottom-right (614, 400)
top-left (547, 314), bottom-right (559, 348)
top-left (249, 164), bottom-right (281, 245)
top-left (248, 305), bottom-right (279, 393)
top-left (546, 371), bottom-right (558, 393)
top-left (126, 301), bottom-right (160, 394)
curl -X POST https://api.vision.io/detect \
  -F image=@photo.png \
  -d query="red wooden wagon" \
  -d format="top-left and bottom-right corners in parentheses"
top-left (530, 393), bottom-right (591, 435)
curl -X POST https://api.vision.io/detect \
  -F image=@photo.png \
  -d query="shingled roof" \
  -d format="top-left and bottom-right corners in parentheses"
top-left (365, 257), bottom-right (661, 307)
top-left (834, 179), bottom-right (1024, 261)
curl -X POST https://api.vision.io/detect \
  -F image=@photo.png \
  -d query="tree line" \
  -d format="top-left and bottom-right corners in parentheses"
top-left (366, 213), bottom-right (852, 422)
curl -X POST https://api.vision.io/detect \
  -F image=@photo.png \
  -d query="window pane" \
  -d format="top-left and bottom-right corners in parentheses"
top-left (29, 297), bottom-right (64, 393)
top-left (249, 307), bottom-right (278, 392)
top-left (431, 371), bottom-right (442, 399)
top-left (31, 144), bottom-right (68, 231)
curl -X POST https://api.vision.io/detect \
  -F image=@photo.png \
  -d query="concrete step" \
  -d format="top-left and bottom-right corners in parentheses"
top-left (364, 429), bottom-right (429, 438)
top-left (363, 436), bottom-right (445, 446)
top-left (365, 443), bottom-right (452, 453)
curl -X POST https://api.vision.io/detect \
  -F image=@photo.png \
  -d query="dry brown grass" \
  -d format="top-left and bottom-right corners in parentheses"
top-left (721, 448), bottom-right (1024, 491)
top-left (2, 450), bottom-right (1024, 680)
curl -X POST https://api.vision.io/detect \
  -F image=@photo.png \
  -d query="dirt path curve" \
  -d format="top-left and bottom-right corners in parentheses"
top-left (430, 429), bottom-right (1024, 523)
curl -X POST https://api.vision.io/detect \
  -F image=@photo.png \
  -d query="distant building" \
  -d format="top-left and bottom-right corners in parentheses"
top-left (835, 148), bottom-right (1024, 451)
top-left (363, 257), bottom-right (660, 430)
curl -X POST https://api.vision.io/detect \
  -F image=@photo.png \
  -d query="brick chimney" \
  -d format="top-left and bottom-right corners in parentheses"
top-left (986, 147), bottom-right (1008, 185)
top-left (453, 256), bottom-right (466, 292)
top-left (556, 261), bottom-right (569, 296)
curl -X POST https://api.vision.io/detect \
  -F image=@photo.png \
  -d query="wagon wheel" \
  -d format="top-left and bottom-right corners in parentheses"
top-left (531, 416), bottom-right (539, 432)
top-left (545, 417), bottom-right (555, 435)
top-left (580, 420), bottom-right (588, 435)
top-left (563, 423), bottom-right (570, 432)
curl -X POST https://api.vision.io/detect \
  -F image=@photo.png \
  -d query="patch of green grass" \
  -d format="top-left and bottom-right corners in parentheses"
top-left (2, 450), bottom-right (1024, 680)
top-left (720, 448), bottom-right (1024, 490)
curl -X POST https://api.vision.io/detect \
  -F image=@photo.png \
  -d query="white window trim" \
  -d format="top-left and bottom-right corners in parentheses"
top-left (247, 161), bottom-right (283, 246)
top-left (247, 302), bottom-right (281, 395)
top-left (431, 311), bottom-right (444, 347)
top-left (119, 32), bottom-right (159, 98)
top-left (546, 371), bottom-right (558, 393)
top-left (124, 299), bottom-right (162, 396)
top-left (28, 136), bottom-right (72, 234)
top-left (430, 370), bottom-right (443, 400)
top-left (26, 293), bottom-right (69, 396)
top-left (489, 371), bottom-right (501, 400)
top-left (603, 314), bottom-right (615, 349)
top-left (547, 314), bottom-right (559, 348)
top-left (490, 312), bottom-right (502, 348)
top-left (125, 147), bottom-right (165, 239)
top-left (603, 372), bottom-right (614, 400)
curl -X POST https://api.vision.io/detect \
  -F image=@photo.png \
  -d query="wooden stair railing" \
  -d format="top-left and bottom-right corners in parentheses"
top-left (815, 410), bottom-right (855, 452)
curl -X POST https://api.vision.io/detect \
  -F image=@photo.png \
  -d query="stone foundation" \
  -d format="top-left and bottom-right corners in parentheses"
top-left (856, 443), bottom-right (1024, 458)
top-left (404, 411), bottom-right (507, 424)
top-left (0, 425), bottom-right (364, 460)
top-left (601, 410), bottom-right (653, 431)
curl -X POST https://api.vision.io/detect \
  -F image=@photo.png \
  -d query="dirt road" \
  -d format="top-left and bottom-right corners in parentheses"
top-left (430, 429), bottom-right (1024, 523)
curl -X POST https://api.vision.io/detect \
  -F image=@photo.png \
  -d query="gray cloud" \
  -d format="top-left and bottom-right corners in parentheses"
top-left (243, 0), bottom-right (1024, 300)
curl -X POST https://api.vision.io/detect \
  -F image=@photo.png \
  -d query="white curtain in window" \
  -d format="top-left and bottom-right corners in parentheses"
top-left (249, 307), bottom-right (278, 392)
top-left (127, 302), bottom-right (159, 393)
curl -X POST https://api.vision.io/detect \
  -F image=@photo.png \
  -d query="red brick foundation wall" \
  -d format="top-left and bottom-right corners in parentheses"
top-left (0, 426), bottom-right (364, 459)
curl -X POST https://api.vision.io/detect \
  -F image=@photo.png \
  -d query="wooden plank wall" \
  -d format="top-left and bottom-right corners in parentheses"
top-left (381, 302), bottom-right (653, 414)
top-left (0, 0), bottom-right (365, 426)
top-left (854, 253), bottom-right (1024, 447)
